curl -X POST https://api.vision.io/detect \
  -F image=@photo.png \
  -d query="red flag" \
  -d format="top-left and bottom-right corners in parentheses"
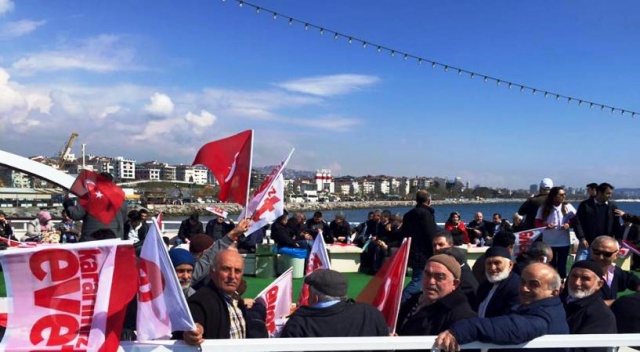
top-left (356, 238), bottom-right (411, 333)
top-left (192, 130), bottom-right (253, 205)
top-left (156, 211), bottom-right (163, 231)
top-left (70, 170), bottom-right (125, 225)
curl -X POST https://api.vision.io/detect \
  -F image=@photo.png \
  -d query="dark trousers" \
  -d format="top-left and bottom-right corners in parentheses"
top-left (550, 245), bottom-right (571, 278)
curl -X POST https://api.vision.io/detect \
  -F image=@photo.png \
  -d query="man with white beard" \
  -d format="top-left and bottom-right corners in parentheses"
top-left (169, 248), bottom-right (197, 298)
top-left (563, 260), bottom-right (616, 352)
top-left (473, 246), bottom-right (520, 317)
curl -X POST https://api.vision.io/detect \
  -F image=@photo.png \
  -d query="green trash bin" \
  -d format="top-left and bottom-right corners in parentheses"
top-left (282, 255), bottom-right (305, 279)
top-left (255, 254), bottom-right (275, 278)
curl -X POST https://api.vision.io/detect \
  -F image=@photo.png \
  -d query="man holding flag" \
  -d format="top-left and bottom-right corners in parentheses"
top-left (280, 269), bottom-right (388, 339)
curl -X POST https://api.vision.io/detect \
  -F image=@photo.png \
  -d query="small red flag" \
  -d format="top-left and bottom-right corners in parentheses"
top-left (71, 170), bottom-right (125, 225)
top-left (356, 238), bottom-right (411, 333)
top-left (192, 130), bottom-right (253, 205)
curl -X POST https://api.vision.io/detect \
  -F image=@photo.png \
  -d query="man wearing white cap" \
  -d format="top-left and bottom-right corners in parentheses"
top-left (517, 178), bottom-right (553, 230)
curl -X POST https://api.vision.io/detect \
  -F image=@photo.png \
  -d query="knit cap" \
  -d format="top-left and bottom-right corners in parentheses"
top-left (189, 234), bottom-right (214, 254)
top-left (169, 248), bottom-right (196, 268)
top-left (427, 254), bottom-right (461, 279)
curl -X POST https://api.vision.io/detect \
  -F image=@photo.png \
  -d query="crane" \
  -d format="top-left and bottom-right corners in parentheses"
top-left (57, 132), bottom-right (79, 169)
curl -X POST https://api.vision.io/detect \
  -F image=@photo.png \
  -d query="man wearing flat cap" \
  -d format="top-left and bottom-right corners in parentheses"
top-left (396, 254), bottom-right (475, 341)
top-left (280, 269), bottom-right (388, 338)
top-left (563, 260), bottom-right (616, 352)
top-left (474, 246), bottom-right (520, 318)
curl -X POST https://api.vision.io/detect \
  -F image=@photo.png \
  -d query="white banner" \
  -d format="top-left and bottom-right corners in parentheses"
top-left (254, 268), bottom-right (293, 337)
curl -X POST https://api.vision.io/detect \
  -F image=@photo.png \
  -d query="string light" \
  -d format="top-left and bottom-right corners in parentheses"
top-left (220, 0), bottom-right (638, 118)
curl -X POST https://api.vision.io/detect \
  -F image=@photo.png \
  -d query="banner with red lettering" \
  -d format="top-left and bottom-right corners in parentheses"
top-left (237, 149), bottom-right (294, 236)
top-left (137, 220), bottom-right (196, 341)
top-left (297, 235), bottom-right (331, 306)
top-left (206, 205), bottom-right (229, 219)
top-left (622, 239), bottom-right (640, 256)
top-left (254, 267), bottom-right (293, 337)
top-left (356, 238), bottom-right (410, 332)
top-left (0, 239), bottom-right (137, 351)
top-left (513, 227), bottom-right (544, 256)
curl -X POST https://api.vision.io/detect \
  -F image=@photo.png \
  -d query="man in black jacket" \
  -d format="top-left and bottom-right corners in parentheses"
top-left (518, 178), bottom-right (553, 230)
top-left (280, 269), bottom-right (388, 338)
top-left (474, 246), bottom-right (520, 318)
top-left (401, 190), bottom-right (438, 303)
top-left (563, 260), bottom-right (616, 352)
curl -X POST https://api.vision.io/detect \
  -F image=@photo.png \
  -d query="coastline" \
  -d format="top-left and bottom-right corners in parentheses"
top-left (2, 198), bottom-right (527, 218)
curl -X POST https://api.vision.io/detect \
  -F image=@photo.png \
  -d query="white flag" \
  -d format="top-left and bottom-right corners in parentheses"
top-left (238, 149), bottom-right (294, 235)
top-left (513, 227), bottom-right (544, 256)
top-left (297, 235), bottom-right (332, 306)
top-left (136, 219), bottom-right (196, 341)
top-left (254, 268), bottom-right (293, 337)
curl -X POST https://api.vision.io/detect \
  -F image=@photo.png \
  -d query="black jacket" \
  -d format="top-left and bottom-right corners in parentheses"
top-left (610, 292), bottom-right (640, 350)
top-left (397, 288), bottom-right (476, 338)
top-left (328, 220), bottom-right (352, 243)
top-left (280, 299), bottom-right (388, 338)
top-left (565, 293), bottom-right (616, 352)
top-left (574, 198), bottom-right (623, 243)
top-left (473, 271), bottom-right (520, 318)
top-left (401, 204), bottom-right (438, 269)
top-left (598, 265), bottom-right (640, 300)
top-left (271, 221), bottom-right (298, 249)
top-left (205, 220), bottom-right (234, 241)
top-left (518, 194), bottom-right (547, 230)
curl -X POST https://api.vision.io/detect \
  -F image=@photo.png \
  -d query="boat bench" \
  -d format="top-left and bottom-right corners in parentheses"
top-left (326, 245), bottom-right (362, 273)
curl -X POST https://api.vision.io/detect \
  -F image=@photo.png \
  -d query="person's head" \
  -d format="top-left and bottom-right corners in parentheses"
top-left (586, 183), bottom-right (598, 197)
top-left (38, 210), bottom-right (51, 226)
top-left (474, 212), bottom-right (484, 222)
top-left (539, 178), bottom-right (554, 195)
top-left (590, 236), bottom-right (619, 268)
top-left (519, 263), bottom-right (561, 306)
top-left (433, 231), bottom-right (454, 253)
top-left (545, 186), bottom-right (566, 208)
top-left (0, 210), bottom-right (6, 222)
top-left (447, 212), bottom-right (461, 224)
top-left (138, 208), bottom-right (149, 222)
top-left (525, 241), bottom-right (554, 264)
top-left (596, 183), bottom-right (614, 203)
top-left (312, 211), bottom-right (323, 223)
top-left (61, 209), bottom-right (72, 221)
top-left (294, 212), bottom-right (306, 224)
top-left (416, 190), bottom-right (431, 205)
top-left (381, 210), bottom-right (391, 223)
top-left (421, 254), bottom-right (461, 304)
top-left (492, 231), bottom-right (516, 256)
top-left (169, 248), bottom-right (195, 290)
top-left (334, 211), bottom-right (346, 225)
top-left (492, 213), bottom-right (502, 225)
top-left (127, 210), bottom-right (142, 227)
top-left (216, 215), bottom-right (225, 223)
top-left (512, 213), bottom-right (523, 226)
top-left (304, 269), bottom-right (348, 305)
top-left (366, 211), bottom-right (374, 220)
top-left (371, 209), bottom-right (382, 223)
top-left (189, 234), bottom-right (214, 259)
top-left (484, 246), bottom-right (514, 283)
top-left (567, 261), bottom-right (604, 300)
top-left (189, 212), bottom-right (200, 225)
top-left (277, 210), bottom-right (289, 225)
top-left (210, 249), bottom-right (244, 295)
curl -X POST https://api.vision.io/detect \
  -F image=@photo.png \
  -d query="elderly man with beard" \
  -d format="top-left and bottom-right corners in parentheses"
top-left (563, 260), bottom-right (616, 352)
top-left (396, 254), bottom-right (476, 342)
top-left (435, 263), bottom-right (569, 352)
top-left (588, 236), bottom-right (640, 305)
top-left (473, 246), bottom-right (520, 318)
top-left (169, 248), bottom-right (197, 297)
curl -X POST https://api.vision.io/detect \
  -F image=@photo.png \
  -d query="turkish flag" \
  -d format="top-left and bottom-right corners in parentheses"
top-left (356, 238), bottom-right (411, 333)
top-left (192, 130), bottom-right (253, 205)
top-left (70, 170), bottom-right (125, 225)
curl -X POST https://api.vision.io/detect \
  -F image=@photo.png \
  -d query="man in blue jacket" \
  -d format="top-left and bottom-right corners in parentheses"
top-left (435, 263), bottom-right (569, 352)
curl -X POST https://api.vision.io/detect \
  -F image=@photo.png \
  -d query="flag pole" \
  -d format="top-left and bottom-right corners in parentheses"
top-left (390, 237), bottom-right (411, 335)
top-left (247, 148), bottom-right (295, 220)
top-left (243, 129), bottom-right (255, 216)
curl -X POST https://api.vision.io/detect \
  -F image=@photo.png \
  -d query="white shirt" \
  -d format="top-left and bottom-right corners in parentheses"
top-left (535, 203), bottom-right (576, 247)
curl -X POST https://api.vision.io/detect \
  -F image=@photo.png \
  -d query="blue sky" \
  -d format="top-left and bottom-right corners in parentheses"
top-left (0, 0), bottom-right (638, 189)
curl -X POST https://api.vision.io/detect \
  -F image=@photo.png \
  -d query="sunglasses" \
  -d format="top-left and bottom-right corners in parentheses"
top-left (591, 249), bottom-right (617, 258)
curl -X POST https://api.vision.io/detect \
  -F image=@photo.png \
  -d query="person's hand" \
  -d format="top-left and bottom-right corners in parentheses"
top-left (385, 223), bottom-right (392, 231)
top-left (580, 239), bottom-right (589, 249)
top-left (546, 223), bottom-right (556, 229)
top-left (337, 236), bottom-right (346, 242)
top-left (183, 323), bottom-right (204, 346)
top-left (614, 209), bottom-right (625, 217)
top-left (434, 330), bottom-right (459, 351)
top-left (304, 233), bottom-right (313, 241)
top-left (561, 223), bottom-right (570, 230)
top-left (243, 298), bottom-right (255, 309)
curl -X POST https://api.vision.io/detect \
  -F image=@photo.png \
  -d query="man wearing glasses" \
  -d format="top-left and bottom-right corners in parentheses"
top-left (588, 236), bottom-right (640, 306)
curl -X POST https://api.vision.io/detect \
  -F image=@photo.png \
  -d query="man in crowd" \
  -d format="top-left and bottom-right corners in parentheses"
top-left (305, 211), bottom-right (331, 242)
top-left (514, 241), bottom-right (554, 275)
top-left (169, 248), bottom-right (197, 298)
top-left (280, 269), bottom-right (388, 338)
top-left (588, 236), bottom-right (640, 305)
top-left (189, 233), bottom-right (214, 259)
top-left (328, 211), bottom-right (352, 244)
top-left (474, 246), bottom-right (520, 318)
top-left (271, 210), bottom-right (301, 249)
top-left (0, 210), bottom-right (16, 242)
top-left (586, 183), bottom-right (598, 199)
top-left (518, 178), bottom-right (553, 230)
top-left (396, 254), bottom-right (476, 339)
top-left (64, 172), bottom-right (129, 241)
top-left (467, 212), bottom-right (492, 246)
top-left (182, 249), bottom-right (266, 343)
top-left (435, 263), bottom-right (568, 352)
top-left (471, 231), bottom-right (515, 284)
top-left (177, 212), bottom-right (204, 244)
top-left (205, 216), bottom-right (235, 241)
top-left (432, 231), bottom-right (478, 303)
top-left (563, 260), bottom-right (616, 352)
top-left (401, 190), bottom-right (438, 303)
top-left (490, 213), bottom-right (512, 238)
top-left (574, 182), bottom-right (623, 261)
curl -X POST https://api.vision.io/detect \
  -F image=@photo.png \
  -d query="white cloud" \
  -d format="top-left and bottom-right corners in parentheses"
top-left (0, 20), bottom-right (47, 39)
top-left (99, 105), bottom-right (121, 119)
top-left (11, 35), bottom-right (139, 75)
top-left (287, 115), bottom-right (362, 131)
top-left (276, 74), bottom-right (380, 97)
top-left (144, 92), bottom-right (174, 117)
top-left (185, 110), bottom-right (217, 129)
top-left (0, 67), bottom-right (48, 131)
top-left (0, 0), bottom-right (14, 16)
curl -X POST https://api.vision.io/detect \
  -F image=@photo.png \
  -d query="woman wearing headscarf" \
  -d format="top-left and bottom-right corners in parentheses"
top-left (26, 210), bottom-right (54, 237)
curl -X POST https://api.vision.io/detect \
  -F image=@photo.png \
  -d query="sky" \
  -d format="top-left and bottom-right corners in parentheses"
top-left (0, 0), bottom-right (639, 190)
